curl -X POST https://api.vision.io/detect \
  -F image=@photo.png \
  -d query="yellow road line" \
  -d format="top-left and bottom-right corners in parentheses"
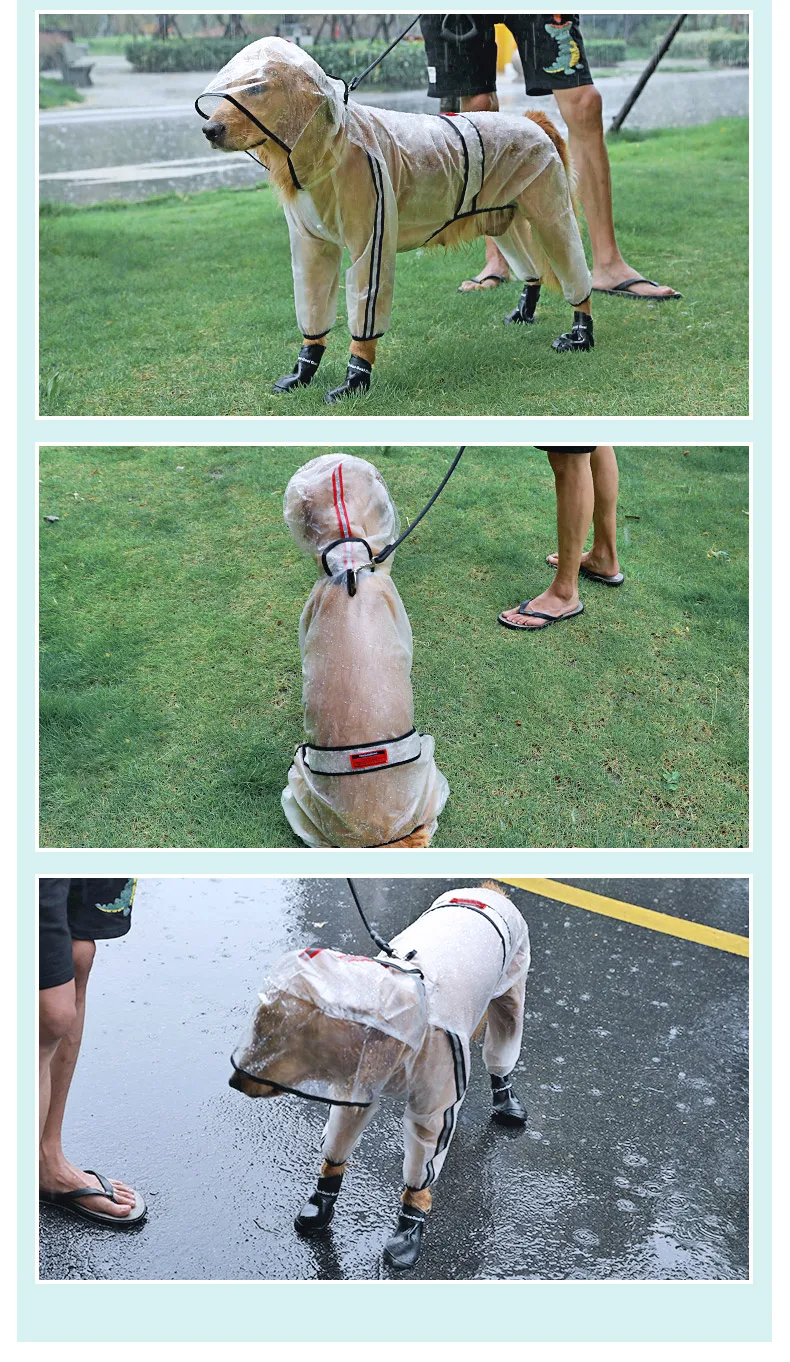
top-left (500, 879), bottom-right (749, 957)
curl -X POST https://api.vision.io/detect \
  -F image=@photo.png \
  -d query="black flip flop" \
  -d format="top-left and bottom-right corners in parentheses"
top-left (457, 273), bottom-right (508, 292)
top-left (498, 600), bottom-right (584, 630)
top-left (546, 555), bottom-right (624, 587)
top-left (591, 276), bottom-right (681, 300)
top-left (40, 1169), bottom-right (147, 1228)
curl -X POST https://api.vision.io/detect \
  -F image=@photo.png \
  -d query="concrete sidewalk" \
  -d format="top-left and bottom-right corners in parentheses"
top-left (38, 876), bottom-right (749, 1282)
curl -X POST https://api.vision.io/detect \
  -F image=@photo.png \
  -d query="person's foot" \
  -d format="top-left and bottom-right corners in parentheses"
top-left (498, 584), bottom-right (580, 629)
top-left (458, 268), bottom-right (510, 292)
top-left (592, 262), bottom-right (678, 299)
top-left (547, 548), bottom-right (620, 578)
top-left (458, 243), bottom-right (512, 292)
top-left (39, 1156), bottom-right (136, 1219)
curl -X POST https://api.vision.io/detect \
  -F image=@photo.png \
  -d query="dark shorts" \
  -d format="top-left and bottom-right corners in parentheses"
top-left (535, 446), bottom-right (597, 455)
top-left (421, 14), bottom-right (594, 99)
top-left (39, 878), bottom-right (136, 990)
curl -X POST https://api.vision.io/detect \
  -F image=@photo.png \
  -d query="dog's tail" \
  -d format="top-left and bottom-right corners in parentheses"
top-left (521, 109), bottom-right (580, 294)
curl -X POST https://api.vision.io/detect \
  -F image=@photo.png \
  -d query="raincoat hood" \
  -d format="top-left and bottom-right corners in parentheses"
top-left (196, 37), bottom-right (347, 187)
top-left (283, 453), bottom-right (400, 580)
top-left (232, 947), bottom-right (427, 1105)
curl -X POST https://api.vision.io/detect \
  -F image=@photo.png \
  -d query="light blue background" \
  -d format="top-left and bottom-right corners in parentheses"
top-left (20, 0), bottom-right (769, 1341)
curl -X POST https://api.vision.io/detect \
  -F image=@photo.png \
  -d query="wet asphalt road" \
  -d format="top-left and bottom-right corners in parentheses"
top-left (38, 877), bottom-right (748, 1282)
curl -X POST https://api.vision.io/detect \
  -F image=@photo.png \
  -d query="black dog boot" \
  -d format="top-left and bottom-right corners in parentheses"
top-left (324, 356), bottom-right (372, 404)
top-left (294, 1172), bottom-right (343, 1236)
top-left (552, 310), bottom-right (594, 353)
top-left (382, 1204), bottom-right (426, 1270)
top-left (491, 1073), bottom-right (528, 1126)
top-left (272, 343), bottom-right (326, 394)
top-left (504, 281), bottom-right (541, 325)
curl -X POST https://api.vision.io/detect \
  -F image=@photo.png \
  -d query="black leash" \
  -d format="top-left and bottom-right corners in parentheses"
top-left (321, 447), bottom-right (466, 593)
top-left (374, 445), bottom-right (465, 565)
top-left (338, 15), bottom-right (423, 103)
top-left (347, 878), bottom-right (395, 956)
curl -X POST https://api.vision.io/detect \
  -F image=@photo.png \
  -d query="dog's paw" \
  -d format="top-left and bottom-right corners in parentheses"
top-left (324, 357), bottom-right (372, 404)
top-left (552, 312), bottom-right (594, 352)
top-left (504, 281), bottom-right (541, 325)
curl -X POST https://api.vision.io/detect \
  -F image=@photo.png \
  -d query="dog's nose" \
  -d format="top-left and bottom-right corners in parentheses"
top-left (228, 1070), bottom-right (245, 1090)
top-left (203, 122), bottom-right (224, 143)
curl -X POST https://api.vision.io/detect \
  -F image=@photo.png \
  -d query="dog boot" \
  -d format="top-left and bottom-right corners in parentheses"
top-left (294, 1172), bottom-right (343, 1236)
top-left (382, 1205), bottom-right (426, 1270)
top-left (272, 343), bottom-right (326, 394)
top-left (504, 281), bottom-right (541, 325)
top-left (324, 356), bottom-right (372, 404)
top-left (552, 311), bottom-right (594, 352)
top-left (491, 1073), bottom-right (528, 1126)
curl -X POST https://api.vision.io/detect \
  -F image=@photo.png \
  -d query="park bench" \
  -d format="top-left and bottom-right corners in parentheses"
top-left (59, 42), bottom-right (94, 88)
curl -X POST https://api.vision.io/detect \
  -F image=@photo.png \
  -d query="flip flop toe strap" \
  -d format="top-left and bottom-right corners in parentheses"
top-left (55, 1170), bottom-right (117, 1203)
top-left (516, 604), bottom-right (555, 620)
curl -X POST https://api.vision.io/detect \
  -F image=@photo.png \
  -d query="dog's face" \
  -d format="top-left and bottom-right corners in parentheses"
top-left (202, 87), bottom-right (271, 154)
top-left (200, 41), bottom-right (333, 166)
top-left (229, 988), bottom-right (409, 1103)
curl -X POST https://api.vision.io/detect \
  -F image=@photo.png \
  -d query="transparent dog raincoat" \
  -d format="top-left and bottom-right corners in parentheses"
top-left (231, 947), bottom-right (428, 1105)
top-left (233, 885), bottom-right (531, 1191)
top-left (280, 454), bottom-right (449, 847)
top-left (196, 38), bottom-right (591, 343)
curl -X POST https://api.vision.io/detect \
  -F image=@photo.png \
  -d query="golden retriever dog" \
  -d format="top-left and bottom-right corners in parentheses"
top-left (280, 453), bottom-right (449, 848)
top-left (229, 881), bottom-right (531, 1269)
top-left (196, 38), bottom-right (594, 402)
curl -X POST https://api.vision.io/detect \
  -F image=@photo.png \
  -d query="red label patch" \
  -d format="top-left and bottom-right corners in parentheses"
top-left (350, 748), bottom-right (389, 770)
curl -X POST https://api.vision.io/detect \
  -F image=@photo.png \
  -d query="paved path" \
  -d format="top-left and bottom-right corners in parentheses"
top-left (38, 876), bottom-right (748, 1282)
top-left (39, 56), bottom-right (748, 205)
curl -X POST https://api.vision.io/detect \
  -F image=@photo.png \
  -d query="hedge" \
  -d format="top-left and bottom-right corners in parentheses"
top-left (707, 35), bottom-right (749, 67)
top-left (670, 29), bottom-right (720, 60)
top-left (125, 38), bottom-right (247, 72)
top-left (124, 36), bottom-right (429, 87)
top-left (582, 38), bottom-right (626, 67)
top-left (309, 39), bottom-right (427, 89)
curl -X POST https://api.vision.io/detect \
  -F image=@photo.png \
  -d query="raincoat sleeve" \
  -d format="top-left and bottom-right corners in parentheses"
top-left (401, 1028), bottom-right (470, 1191)
top-left (321, 1099), bottom-right (381, 1165)
top-left (482, 926), bottom-right (530, 1079)
top-left (283, 202), bottom-right (344, 339)
top-left (338, 146), bottom-right (399, 341)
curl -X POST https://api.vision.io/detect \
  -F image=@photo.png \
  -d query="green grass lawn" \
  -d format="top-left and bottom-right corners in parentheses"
top-left (39, 76), bottom-right (84, 109)
top-left (39, 446), bottom-right (749, 849)
top-left (38, 120), bottom-right (748, 415)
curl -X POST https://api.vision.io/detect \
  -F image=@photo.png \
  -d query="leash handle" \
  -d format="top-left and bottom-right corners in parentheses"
top-left (347, 878), bottom-right (396, 957)
top-left (345, 15), bottom-right (423, 99)
top-left (374, 447), bottom-right (466, 564)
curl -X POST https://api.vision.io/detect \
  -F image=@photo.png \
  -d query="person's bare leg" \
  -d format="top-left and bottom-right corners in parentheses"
top-left (39, 939), bottom-right (135, 1217)
top-left (499, 452), bottom-right (593, 628)
top-left (553, 85), bottom-right (678, 299)
top-left (456, 92), bottom-right (512, 290)
top-left (547, 444), bottom-right (620, 577)
top-left (39, 980), bottom-right (76, 1142)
